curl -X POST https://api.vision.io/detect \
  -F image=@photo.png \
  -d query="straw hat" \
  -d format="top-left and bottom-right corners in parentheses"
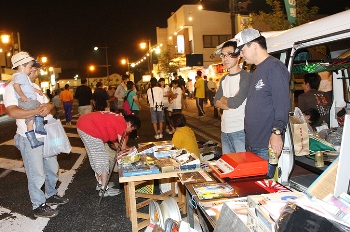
top-left (11, 52), bottom-right (35, 69)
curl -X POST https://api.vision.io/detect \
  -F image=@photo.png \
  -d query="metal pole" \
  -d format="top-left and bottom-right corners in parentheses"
top-left (148, 40), bottom-right (152, 75)
top-left (127, 58), bottom-right (130, 75)
top-left (105, 46), bottom-right (109, 80)
top-left (230, 0), bottom-right (237, 37)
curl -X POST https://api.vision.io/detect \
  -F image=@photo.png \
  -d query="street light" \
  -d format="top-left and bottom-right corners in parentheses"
top-left (140, 40), bottom-right (152, 75)
top-left (93, 46), bottom-right (109, 80)
top-left (121, 58), bottom-right (130, 75)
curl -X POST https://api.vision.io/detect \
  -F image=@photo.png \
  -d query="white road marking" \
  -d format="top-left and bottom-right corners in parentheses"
top-left (0, 208), bottom-right (49, 232)
top-left (0, 138), bottom-right (86, 230)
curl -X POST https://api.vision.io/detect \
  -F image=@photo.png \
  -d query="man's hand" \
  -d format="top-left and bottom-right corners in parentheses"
top-left (38, 103), bottom-right (53, 117)
top-left (219, 96), bottom-right (228, 105)
top-left (269, 134), bottom-right (283, 158)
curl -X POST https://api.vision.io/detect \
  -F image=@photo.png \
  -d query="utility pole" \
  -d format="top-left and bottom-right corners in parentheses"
top-left (229, 0), bottom-right (238, 37)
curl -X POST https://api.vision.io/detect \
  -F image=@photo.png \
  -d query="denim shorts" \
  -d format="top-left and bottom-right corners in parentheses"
top-left (150, 108), bottom-right (164, 123)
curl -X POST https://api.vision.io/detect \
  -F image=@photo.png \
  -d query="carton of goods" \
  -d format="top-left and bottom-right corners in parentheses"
top-left (155, 157), bottom-right (180, 173)
top-left (174, 152), bottom-right (200, 171)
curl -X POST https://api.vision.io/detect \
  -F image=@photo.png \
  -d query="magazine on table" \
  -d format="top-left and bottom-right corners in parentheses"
top-left (177, 170), bottom-right (214, 184)
top-left (203, 200), bottom-right (249, 224)
top-left (192, 182), bottom-right (238, 200)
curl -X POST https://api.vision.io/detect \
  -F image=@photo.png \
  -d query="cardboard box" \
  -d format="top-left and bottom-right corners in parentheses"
top-left (154, 158), bottom-right (179, 173)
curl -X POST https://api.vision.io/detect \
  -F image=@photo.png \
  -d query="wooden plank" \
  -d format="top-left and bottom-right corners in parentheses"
top-left (127, 181), bottom-right (138, 232)
top-left (124, 182), bottom-right (130, 218)
top-left (119, 170), bottom-right (194, 183)
top-left (136, 212), bottom-right (149, 219)
top-left (138, 220), bottom-right (150, 231)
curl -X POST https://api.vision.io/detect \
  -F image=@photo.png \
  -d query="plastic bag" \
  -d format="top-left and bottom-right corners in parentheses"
top-left (44, 118), bottom-right (72, 158)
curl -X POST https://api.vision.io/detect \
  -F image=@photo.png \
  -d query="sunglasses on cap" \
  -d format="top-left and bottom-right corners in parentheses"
top-left (219, 52), bottom-right (239, 59)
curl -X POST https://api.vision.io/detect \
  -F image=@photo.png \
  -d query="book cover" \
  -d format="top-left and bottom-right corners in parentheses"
top-left (255, 179), bottom-right (290, 193)
top-left (121, 162), bottom-right (160, 177)
top-left (155, 158), bottom-right (179, 173)
top-left (203, 200), bottom-right (249, 225)
top-left (177, 170), bottom-right (214, 184)
top-left (192, 182), bottom-right (238, 200)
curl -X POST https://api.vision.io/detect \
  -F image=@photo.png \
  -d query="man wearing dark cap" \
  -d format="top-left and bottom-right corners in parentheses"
top-left (234, 28), bottom-right (290, 177)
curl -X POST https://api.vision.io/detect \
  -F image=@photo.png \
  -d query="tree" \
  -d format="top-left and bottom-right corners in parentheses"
top-left (156, 46), bottom-right (182, 76)
top-left (255, 0), bottom-right (319, 30)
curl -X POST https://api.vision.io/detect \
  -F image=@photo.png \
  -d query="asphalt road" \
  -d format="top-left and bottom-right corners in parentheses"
top-left (0, 97), bottom-right (221, 231)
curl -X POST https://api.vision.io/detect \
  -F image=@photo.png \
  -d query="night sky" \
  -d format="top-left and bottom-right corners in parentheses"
top-left (0, 0), bottom-right (348, 77)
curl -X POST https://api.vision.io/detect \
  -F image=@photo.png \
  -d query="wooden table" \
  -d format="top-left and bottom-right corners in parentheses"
top-left (119, 171), bottom-right (191, 232)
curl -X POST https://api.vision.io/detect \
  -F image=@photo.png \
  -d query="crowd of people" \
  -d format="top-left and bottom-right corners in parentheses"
top-left (2, 27), bottom-right (336, 219)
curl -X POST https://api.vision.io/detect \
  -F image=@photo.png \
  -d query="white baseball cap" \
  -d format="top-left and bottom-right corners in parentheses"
top-left (11, 51), bottom-right (35, 69)
top-left (233, 28), bottom-right (262, 55)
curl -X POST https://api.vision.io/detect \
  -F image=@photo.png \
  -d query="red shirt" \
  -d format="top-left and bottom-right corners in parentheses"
top-left (76, 111), bottom-right (127, 142)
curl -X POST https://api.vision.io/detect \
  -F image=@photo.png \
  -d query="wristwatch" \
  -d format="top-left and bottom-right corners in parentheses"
top-left (272, 128), bottom-right (282, 135)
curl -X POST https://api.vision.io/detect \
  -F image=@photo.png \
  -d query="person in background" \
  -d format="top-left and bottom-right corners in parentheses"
top-left (59, 84), bottom-right (73, 126)
top-left (147, 77), bottom-right (164, 139)
top-left (93, 82), bottom-right (109, 111)
top-left (76, 112), bottom-right (141, 197)
top-left (207, 77), bottom-right (217, 106)
top-left (178, 75), bottom-right (188, 109)
top-left (186, 78), bottom-right (194, 99)
top-left (303, 108), bottom-right (320, 131)
top-left (107, 86), bottom-right (116, 112)
top-left (126, 81), bottom-right (141, 139)
top-left (46, 89), bottom-right (53, 102)
top-left (169, 113), bottom-right (200, 158)
top-left (158, 78), bottom-right (172, 134)
top-left (171, 80), bottom-right (182, 114)
top-left (203, 76), bottom-right (209, 104)
top-left (51, 91), bottom-right (61, 119)
top-left (214, 40), bottom-right (251, 155)
top-left (115, 75), bottom-right (129, 112)
top-left (318, 71), bottom-right (333, 100)
top-left (236, 28), bottom-right (290, 178)
top-left (298, 73), bottom-right (332, 127)
top-left (74, 78), bottom-right (93, 116)
top-left (4, 59), bottom-right (69, 218)
top-left (194, 70), bottom-right (205, 117)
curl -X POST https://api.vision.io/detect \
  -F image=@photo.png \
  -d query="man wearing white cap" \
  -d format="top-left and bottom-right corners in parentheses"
top-left (4, 54), bottom-right (69, 218)
top-left (234, 29), bottom-right (290, 177)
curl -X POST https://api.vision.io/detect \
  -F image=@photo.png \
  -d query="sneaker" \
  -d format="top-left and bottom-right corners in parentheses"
top-left (154, 134), bottom-right (160, 139)
top-left (159, 134), bottom-right (163, 139)
top-left (168, 130), bottom-right (174, 135)
top-left (33, 203), bottom-right (59, 218)
top-left (99, 187), bottom-right (122, 197)
top-left (165, 129), bottom-right (170, 134)
top-left (46, 194), bottom-right (69, 206)
top-left (96, 182), bottom-right (115, 191)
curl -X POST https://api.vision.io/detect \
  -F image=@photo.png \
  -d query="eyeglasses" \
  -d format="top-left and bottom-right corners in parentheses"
top-left (219, 52), bottom-right (238, 59)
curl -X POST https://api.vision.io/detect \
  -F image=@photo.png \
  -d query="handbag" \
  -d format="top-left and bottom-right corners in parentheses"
top-left (43, 118), bottom-right (72, 158)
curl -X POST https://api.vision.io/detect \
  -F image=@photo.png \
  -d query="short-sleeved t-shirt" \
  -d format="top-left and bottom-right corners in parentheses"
top-left (126, 90), bottom-right (139, 111)
top-left (13, 72), bottom-right (37, 100)
top-left (76, 111), bottom-right (127, 142)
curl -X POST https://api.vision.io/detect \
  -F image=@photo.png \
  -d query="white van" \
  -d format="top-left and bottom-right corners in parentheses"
top-left (265, 10), bottom-right (350, 190)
